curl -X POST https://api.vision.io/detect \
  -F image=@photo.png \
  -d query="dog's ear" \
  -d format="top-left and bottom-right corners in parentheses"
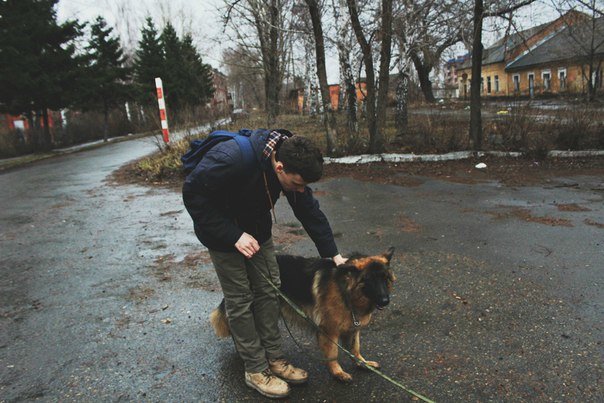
top-left (383, 247), bottom-right (395, 263)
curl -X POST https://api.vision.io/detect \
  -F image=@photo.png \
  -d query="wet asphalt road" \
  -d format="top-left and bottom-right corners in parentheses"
top-left (0, 139), bottom-right (602, 402)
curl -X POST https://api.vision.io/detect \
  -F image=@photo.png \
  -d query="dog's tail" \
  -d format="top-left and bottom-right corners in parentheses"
top-left (209, 299), bottom-right (231, 338)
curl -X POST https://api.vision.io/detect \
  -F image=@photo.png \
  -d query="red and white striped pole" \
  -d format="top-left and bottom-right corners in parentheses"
top-left (155, 77), bottom-right (170, 144)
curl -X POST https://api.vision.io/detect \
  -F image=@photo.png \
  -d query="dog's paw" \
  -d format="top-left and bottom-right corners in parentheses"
top-left (356, 360), bottom-right (380, 369)
top-left (333, 371), bottom-right (353, 382)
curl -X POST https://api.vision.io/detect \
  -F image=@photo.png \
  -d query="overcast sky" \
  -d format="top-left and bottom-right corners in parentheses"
top-left (57, 0), bottom-right (227, 67)
top-left (57, 0), bottom-right (561, 84)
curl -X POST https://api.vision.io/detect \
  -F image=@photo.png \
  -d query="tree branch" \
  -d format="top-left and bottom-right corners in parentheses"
top-left (485, 0), bottom-right (537, 18)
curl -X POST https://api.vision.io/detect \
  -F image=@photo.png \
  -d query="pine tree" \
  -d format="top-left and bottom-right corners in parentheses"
top-left (132, 20), bottom-right (215, 125)
top-left (133, 17), bottom-right (164, 105)
top-left (82, 16), bottom-right (132, 142)
top-left (161, 22), bottom-right (187, 119)
top-left (0, 0), bottom-right (84, 149)
top-left (181, 34), bottom-right (215, 105)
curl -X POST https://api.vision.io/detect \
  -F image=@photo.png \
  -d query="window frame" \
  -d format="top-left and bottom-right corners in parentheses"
top-left (542, 69), bottom-right (552, 91)
top-left (513, 74), bottom-right (520, 92)
top-left (558, 68), bottom-right (567, 90)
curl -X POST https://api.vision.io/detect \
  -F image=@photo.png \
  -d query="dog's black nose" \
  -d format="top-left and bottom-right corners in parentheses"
top-left (377, 295), bottom-right (390, 308)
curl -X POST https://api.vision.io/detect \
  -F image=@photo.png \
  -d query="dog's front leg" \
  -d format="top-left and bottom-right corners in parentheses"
top-left (351, 330), bottom-right (380, 369)
top-left (318, 332), bottom-right (352, 382)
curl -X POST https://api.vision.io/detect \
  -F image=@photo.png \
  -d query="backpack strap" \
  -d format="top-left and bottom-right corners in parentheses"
top-left (181, 129), bottom-right (257, 174)
top-left (233, 134), bottom-right (255, 167)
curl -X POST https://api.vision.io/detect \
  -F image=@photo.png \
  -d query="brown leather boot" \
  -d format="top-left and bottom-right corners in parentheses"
top-left (268, 358), bottom-right (309, 384)
top-left (245, 369), bottom-right (290, 399)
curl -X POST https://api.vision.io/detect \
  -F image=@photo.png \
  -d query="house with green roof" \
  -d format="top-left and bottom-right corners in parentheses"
top-left (455, 10), bottom-right (603, 98)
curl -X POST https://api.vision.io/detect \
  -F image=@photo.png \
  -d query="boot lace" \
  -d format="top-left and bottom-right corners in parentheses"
top-left (261, 369), bottom-right (275, 384)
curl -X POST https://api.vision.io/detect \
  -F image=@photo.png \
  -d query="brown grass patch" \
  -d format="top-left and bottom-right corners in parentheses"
top-left (126, 286), bottom-right (155, 302)
top-left (555, 203), bottom-right (591, 212)
top-left (584, 219), bottom-right (604, 229)
top-left (273, 223), bottom-right (306, 247)
top-left (324, 157), bottom-right (604, 188)
top-left (487, 208), bottom-right (573, 227)
top-left (398, 214), bottom-right (421, 233)
top-left (181, 251), bottom-right (212, 268)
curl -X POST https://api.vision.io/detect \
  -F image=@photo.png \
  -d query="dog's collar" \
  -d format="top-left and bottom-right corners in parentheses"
top-left (351, 308), bottom-right (361, 327)
top-left (343, 291), bottom-right (361, 327)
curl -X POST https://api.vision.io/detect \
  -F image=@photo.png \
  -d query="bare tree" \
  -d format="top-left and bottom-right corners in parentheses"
top-left (222, 0), bottom-right (294, 126)
top-left (303, 0), bottom-right (338, 154)
top-left (346, 0), bottom-right (394, 153)
top-left (469, 0), bottom-right (536, 150)
top-left (332, 0), bottom-right (358, 138)
top-left (393, 0), bottom-right (424, 138)
top-left (223, 46), bottom-right (265, 109)
top-left (407, 0), bottom-right (469, 103)
top-left (553, 0), bottom-right (604, 101)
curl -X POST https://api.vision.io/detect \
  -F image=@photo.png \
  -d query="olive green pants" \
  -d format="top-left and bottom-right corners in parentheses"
top-left (208, 238), bottom-right (283, 373)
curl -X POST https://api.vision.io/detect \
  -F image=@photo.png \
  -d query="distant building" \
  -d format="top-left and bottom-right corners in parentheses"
top-left (444, 55), bottom-right (470, 98)
top-left (1, 114), bottom-right (29, 132)
top-left (288, 79), bottom-right (397, 114)
top-left (211, 69), bottom-right (232, 114)
top-left (456, 11), bottom-right (604, 98)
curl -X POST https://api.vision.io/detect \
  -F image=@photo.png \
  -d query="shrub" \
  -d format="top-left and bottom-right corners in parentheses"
top-left (554, 107), bottom-right (594, 150)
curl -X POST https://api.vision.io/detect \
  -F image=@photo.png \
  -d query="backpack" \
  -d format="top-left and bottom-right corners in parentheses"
top-left (181, 128), bottom-right (264, 174)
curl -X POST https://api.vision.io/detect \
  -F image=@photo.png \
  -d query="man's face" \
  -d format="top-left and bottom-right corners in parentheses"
top-left (277, 170), bottom-right (307, 193)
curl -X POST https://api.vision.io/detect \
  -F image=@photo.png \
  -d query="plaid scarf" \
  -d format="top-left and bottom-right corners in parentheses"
top-left (262, 130), bottom-right (293, 161)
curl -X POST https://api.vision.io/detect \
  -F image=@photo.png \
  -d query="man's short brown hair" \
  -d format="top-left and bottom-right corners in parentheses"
top-left (276, 136), bottom-right (324, 183)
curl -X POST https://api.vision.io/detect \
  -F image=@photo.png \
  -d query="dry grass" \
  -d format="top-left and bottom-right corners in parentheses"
top-left (130, 106), bottom-right (604, 183)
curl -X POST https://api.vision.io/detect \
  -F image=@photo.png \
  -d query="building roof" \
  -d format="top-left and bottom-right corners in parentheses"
top-left (506, 17), bottom-right (604, 70)
top-left (458, 23), bottom-right (550, 70)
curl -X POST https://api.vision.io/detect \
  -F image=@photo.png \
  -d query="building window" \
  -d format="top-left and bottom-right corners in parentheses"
top-left (495, 75), bottom-right (499, 92)
top-left (487, 76), bottom-right (492, 94)
top-left (481, 77), bottom-right (484, 93)
top-left (513, 74), bottom-right (520, 92)
top-left (558, 68), bottom-right (567, 90)
top-left (542, 70), bottom-right (551, 91)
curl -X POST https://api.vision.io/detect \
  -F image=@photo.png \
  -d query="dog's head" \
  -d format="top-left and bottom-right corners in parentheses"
top-left (340, 247), bottom-right (396, 310)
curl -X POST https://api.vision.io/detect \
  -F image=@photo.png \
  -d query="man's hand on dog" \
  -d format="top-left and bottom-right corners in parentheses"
top-left (235, 232), bottom-right (260, 258)
top-left (333, 254), bottom-right (348, 266)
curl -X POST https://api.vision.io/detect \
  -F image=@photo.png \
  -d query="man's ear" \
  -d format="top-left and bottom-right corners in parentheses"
top-left (275, 161), bottom-right (284, 173)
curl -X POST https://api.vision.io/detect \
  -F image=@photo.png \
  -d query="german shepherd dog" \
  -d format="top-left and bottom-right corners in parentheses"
top-left (210, 247), bottom-right (395, 382)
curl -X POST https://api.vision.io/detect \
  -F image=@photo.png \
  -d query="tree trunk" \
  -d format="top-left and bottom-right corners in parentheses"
top-left (25, 111), bottom-right (35, 147)
top-left (395, 68), bottom-right (410, 139)
top-left (253, 0), bottom-right (281, 126)
top-left (103, 102), bottom-right (109, 142)
top-left (305, 0), bottom-right (338, 154)
top-left (374, 0), bottom-right (393, 153)
top-left (41, 108), bottom-right (51, 150)
top-left (344, 73), bottom-right (357, 134)
top-left (347, 0), bottom-right (377, 153)
top-left (335, 0), bottom-right (357, 135)
top-left (469, 0), bottom-right (484, 150)
top-left (411, 53), bottom-right (436, 103)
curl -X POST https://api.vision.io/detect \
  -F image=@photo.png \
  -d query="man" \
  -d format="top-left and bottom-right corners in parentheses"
top-left (182, 129), bottom-right (345, 399)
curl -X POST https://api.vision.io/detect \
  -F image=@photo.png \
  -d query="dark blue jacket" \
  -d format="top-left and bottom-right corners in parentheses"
top-left (182, 131), bottom-right (338, 257)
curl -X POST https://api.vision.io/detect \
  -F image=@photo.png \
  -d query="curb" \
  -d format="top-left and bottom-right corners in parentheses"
top-left (324, 150), bottom-right (604, 164)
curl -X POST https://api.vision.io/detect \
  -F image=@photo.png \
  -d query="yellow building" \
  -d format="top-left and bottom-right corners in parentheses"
top-left (456, 11), bottom-right (604, 98)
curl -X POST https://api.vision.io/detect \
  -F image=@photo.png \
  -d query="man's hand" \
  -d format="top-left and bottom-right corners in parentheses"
top-left (235, 232), bottom-right (260, 258)
top-left (332, 254), bottom-right (348, 266)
